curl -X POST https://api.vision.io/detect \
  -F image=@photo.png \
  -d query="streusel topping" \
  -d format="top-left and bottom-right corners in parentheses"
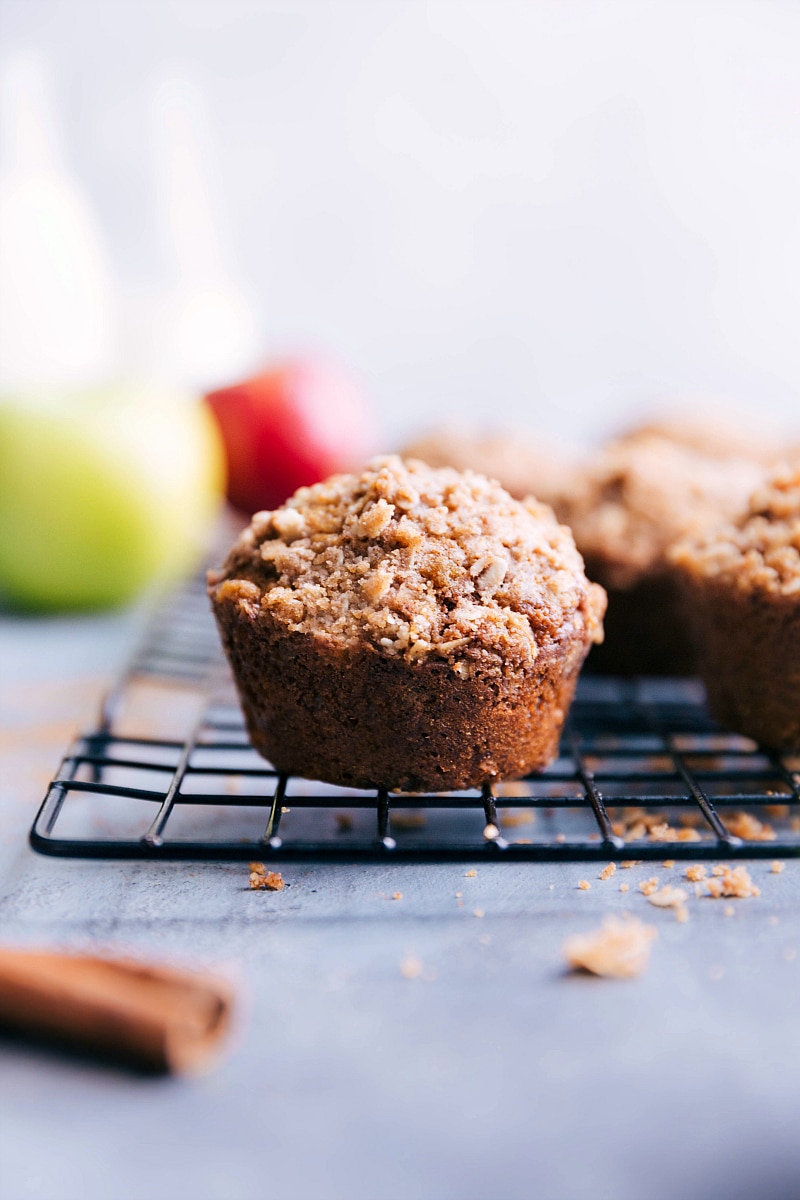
top-left (670, 463), bottom-right (800, 597)
top-left (558, 434), bottom-right (763, 589)
top-left (210, 456), bottom-right (605, 673)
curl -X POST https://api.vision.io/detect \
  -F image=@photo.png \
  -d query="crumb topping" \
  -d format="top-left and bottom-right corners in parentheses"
top-left (210, 456), bottom-right (605, 674)
top-left (670, 464), bottom-right (800, 598)
top-left (559, 434), bottom-right (763, 589)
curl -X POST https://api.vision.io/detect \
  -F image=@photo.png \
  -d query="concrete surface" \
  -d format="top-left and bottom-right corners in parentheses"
top-left (2, 605), bottom-right (800, 1200)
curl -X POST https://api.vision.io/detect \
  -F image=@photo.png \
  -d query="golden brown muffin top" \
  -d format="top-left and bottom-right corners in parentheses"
top-left (400, 427), bottom-right (582, 507)
top-left (557, 434), bottom-right (764, 590)
top-left (210, 455), bottom-right (605, 675)
top-left (670, 463), bottom-right (800, 597)
top-left (618, 411), bottom-right (785, 465)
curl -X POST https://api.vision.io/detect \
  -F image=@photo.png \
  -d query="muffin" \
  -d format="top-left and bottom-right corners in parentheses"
top-left (401, 427), bottom-right (582, 509)
top-left (557, 433), bottom-right (764, 674)
top-left (616, 409), bottom-right (786, 465)
top-left (670, 464), bottom-right (800, 749)
top-left (208, 455), bottom-right (606, 792)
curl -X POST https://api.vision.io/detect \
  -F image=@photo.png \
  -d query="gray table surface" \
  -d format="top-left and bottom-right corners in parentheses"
top-left (2, 604), bottom-right (800, 1200)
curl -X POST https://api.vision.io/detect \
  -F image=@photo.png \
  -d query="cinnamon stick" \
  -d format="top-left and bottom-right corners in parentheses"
top-left (0, 948), bottom-right (236, 1074)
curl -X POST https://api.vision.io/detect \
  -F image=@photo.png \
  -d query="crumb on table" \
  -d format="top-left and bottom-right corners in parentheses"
top-left (685, 865), bottom-right (707, 882)
top-left (771, 860), bottom-right (786, 874)
top-left (705, 864), bottom-right (760, 899)
top-left (578, 879), bottom-right (591, 891)
top-left (638, 877), bottom-right (659, 896)
top-left (563, 917), bottom-right (656, 979)
top-left (648, 885), bottom-right (689, 909)
top-left (249, 864), bottom-right (285, 891)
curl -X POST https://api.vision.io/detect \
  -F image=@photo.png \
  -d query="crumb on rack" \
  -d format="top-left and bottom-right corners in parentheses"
top-left (705, 865), bottom-right (760, 899)
top-left (563, 917), bottom-right (657, 979)
top-left (578, 879), bottom-right (591, 891)
top-left (391, 811), bottom-right (427, 831)
top-left (500, 809), bottom-right (535, 827)
top-left (648, 885), bottom-right (689, 909)
top-left (638, 877), bottom-right (659, 896)
top-left (725, 811), bottom-right (776, 842)
top-left (599, 863), bottom-right (616, 881)
top-left (611, 809), bottom-right (702, 844)
top-left (249, 864), bottom-right (284, 891)
top-left (685, 865), bottom-right (707, 882)
top-left (771, 860), bottom-right (786, 874)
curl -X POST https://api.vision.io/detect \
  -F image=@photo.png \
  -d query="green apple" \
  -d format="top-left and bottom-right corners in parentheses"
top-left (0, 383), bottom-right (226, 611)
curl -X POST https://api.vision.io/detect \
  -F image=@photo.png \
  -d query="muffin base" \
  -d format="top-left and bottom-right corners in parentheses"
top-left (212, 603), bottom-right (590, 792)
top-left (679, 578), bottom-right (800, 751)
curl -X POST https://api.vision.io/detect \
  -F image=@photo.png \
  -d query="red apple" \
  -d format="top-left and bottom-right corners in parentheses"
top-left (205, 358), bottom-right (375, 514)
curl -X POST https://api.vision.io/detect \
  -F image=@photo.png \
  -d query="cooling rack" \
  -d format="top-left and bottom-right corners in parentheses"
top-left (30, 575), bottom-right (800, 863)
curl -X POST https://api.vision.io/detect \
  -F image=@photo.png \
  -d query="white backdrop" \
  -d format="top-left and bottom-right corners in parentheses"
top-left (2, 0), bottom-right (800, 446)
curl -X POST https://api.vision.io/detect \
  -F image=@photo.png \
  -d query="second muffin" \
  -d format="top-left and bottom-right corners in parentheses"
top-left (209, 456), bottom-right (606, 791)
top-left (670, 464), bottom-right (800, 750)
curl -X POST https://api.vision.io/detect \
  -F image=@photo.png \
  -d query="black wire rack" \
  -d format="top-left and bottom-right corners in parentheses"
top-left (30, 575), bottom-right (800, 863)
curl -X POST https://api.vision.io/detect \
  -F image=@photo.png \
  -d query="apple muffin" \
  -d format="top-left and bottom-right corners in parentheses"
top-left (558, 433), bottom-right (764, 674)
top-left (616, 409), bottom-right (786, 465)
top-left (670, 464), bottom-right (800, 749)
top-left (401, 427), bottom-right (582, 510)
top-left (209, 455), bottom-right (606, 792)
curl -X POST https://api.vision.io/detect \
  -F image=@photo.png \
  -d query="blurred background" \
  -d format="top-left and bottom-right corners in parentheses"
top-left (3, 0), bottom-right (800, 444)
top-left (3, 0), bottom-right (800, 613)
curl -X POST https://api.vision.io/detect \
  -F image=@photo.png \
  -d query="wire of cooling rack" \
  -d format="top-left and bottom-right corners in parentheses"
top-left (30, 576), bottom-right (800, 863)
